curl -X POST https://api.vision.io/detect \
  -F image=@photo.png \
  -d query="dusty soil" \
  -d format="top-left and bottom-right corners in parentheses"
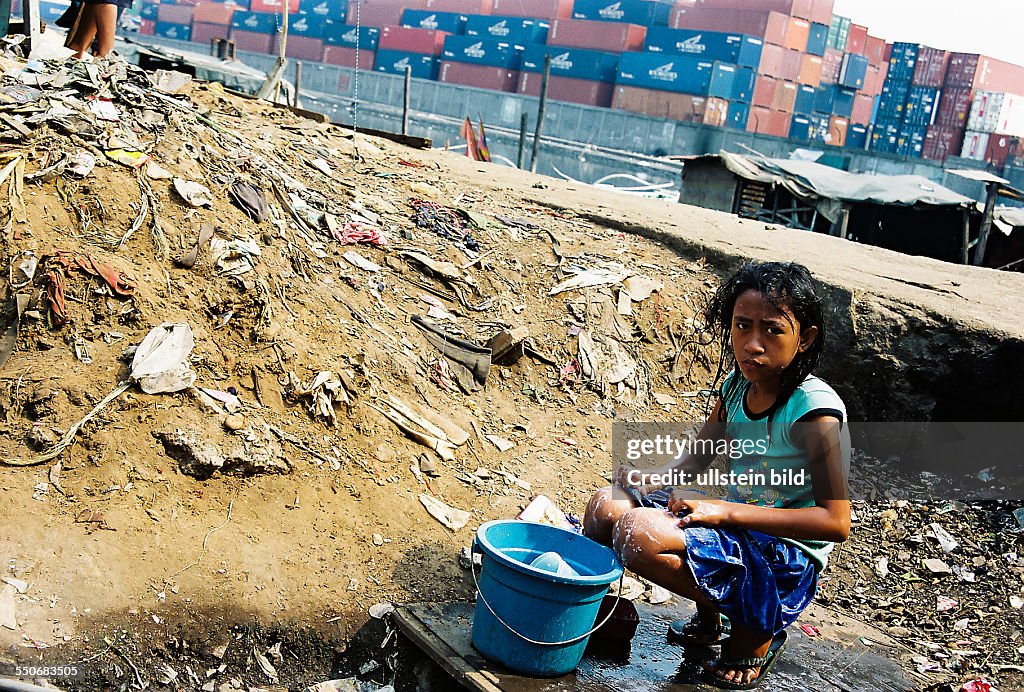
top-left (0, 52), bottom-right (1021, 691)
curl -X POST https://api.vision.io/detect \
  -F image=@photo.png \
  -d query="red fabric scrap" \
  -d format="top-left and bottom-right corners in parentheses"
top-left (337, 221), bottom-right (386, 246)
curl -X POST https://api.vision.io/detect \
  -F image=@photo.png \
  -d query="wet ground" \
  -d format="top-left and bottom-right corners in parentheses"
top-left (395, 600), bottom-right (916, 691)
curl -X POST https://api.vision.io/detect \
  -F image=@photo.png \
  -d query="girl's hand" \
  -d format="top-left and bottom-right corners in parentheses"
top-left (668, 498), bottom-right (735, 528)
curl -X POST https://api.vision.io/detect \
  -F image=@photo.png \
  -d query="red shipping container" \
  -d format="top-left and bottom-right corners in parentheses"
top-left (440, 62), bottom-right (518, 91)
top-left (671, 7), bottom-right (776, 37)
top-left (611, 85), bottom-right (708, 121)
top-left (548, 19), bottom-right (646, 52)
top-left (191, 21), bottom-right (230, 44)
top-left (230, 29), bottom-right (275, 53)
top-left (771, 80), bottom-right (798, 112)
top-left (821, 47), bottom-right (842, 83)
top-left (922, 124), bottom-right (964, 161)
top-left (851, 93), bottom-right (874, 124)
top-left (937, 87), bottom-right (973, 128)
top-left (757, 43), bottom-right (785, 76)
top-left (986, 133), bottom-right (1020, 168)
top-left (690, 0), bottom-right (814, 21)
top-left (517, 72), bottom-right (613, 107)
top-left (323, 46), bottom-right (371, 68)
top-left (140, 19), bottom-right (155, 35)
top-left (827, 115), bottom-right (848, 146)
top-left (752, 75), bottom-right (776, 108)
top-left (808, 0), bottom-right (834, 25)
top-left (798, 54), bottom-right (823, 87)
top-left (250, 0), bottom-right (299, 13)
top-left (379, 25), bottom-right (447, 55)
top-left (845, 23), bottom-right (867, 55)
top-left (884, 42), bottom-right (893, 63)
top-left (492, 0), bottom-right (572, 19)
top-left (912, 46), bottom-right (948, 88)
top-left (426, 0), bottom-right (493, 12)
top-left (760, 110), bottom-right (791, 137)
top-left (157, 4), bottom-right (193, 23)
top-left (780, 48), bottom-right (801, 82)
top-left (863, 35), bottom-right (885, 66)
top-left (348, 1), bottom-right (426, 29)
top-left (275, 34), bottom-right (323, 60)
top-left (862, 64), bottom-right (884, 96)
top-left (746, 105), bottom-right (768, 133)
top-left (192, 3), bottom-right (235, 25)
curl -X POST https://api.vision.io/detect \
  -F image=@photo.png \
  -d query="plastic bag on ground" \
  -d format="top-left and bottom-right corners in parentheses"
top-left (131, 323), bottom-right (197, 394)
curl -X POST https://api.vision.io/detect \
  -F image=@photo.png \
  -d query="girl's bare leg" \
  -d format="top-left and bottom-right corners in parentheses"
top-left (67, 6), bottom-right (98, 59)
top-left (613, 508), bottom-right (773, 685)
top-left (582, 486), bottom-right (637, 546)
top-left (91, 3), bottom-right (118, 57)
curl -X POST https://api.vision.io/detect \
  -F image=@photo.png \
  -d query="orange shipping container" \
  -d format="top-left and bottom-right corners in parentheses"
top-left (828, 116), bottom-right (849, 146)
top-left (851, 93), bottom-right (874, 124)
top-left (425, 0), bottom-right (493, 13)
top-left (705, 97), bottom-right (730, 127)
top-left (611, 85), bottom-right (708, 122)
top-left (822, 47), bottom-right (843, 83)
top-left (771, 80), bottom-right (798, 112)
top-left (747, 106), bottom-right (791, 136)
top-left (747, 105), bottom-right (770, 133)
top-left (758, 43), bottom-right (786, 76)
top-left (798, 54), bottom-right (823, 87)
top-left (784, 18), bottom-right (811, 51)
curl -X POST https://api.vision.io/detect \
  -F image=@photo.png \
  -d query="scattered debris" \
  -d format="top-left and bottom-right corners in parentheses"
top-left (130, 323), bottom-right (197, 394)
top-left (418, 494), bottom-right (471, 531)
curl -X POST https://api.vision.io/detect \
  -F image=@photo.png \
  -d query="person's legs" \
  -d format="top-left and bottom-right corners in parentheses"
top-left (91, 2), bottom-right (118, 57)
top-left (613, 508), bottom-right (773, 686)
top-left (582, 486), bottom-right (637, 546)
top-left (67, 4), bottom-right (98, 58)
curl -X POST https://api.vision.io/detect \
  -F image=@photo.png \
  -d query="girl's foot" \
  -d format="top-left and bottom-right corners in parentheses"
top-left (702, 630), bottom-right (788, 690)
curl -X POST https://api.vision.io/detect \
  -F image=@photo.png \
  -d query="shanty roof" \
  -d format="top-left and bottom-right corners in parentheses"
top-left (719, 151), bottom-right (973, 208)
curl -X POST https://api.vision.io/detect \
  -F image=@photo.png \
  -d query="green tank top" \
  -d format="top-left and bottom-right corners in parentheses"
top-left (719, 371), bottom-right (849, 570)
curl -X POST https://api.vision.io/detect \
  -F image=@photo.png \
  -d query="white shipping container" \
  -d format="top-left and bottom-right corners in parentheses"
top-left (960, 130), bottom-right (990, 160)
top-left (967, 91), bottom-right (1024, 136)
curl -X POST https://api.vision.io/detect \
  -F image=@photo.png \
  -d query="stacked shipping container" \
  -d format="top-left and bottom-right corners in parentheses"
top-left (131, 0), bottom-right (1024, 162)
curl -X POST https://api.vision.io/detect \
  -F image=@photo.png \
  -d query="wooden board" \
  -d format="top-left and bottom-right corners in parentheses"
top-left (395, 601), bottom-right (920, 692)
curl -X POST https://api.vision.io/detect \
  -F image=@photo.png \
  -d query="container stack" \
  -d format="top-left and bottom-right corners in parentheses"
top-left (129, 0), bottom-right (1024, 161)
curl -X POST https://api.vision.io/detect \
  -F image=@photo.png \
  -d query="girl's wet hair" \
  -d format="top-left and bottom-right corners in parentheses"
top-left (704, 261), bottom-right (825, 418)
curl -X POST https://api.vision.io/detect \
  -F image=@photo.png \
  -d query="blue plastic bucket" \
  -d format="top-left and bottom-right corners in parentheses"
top-left (470, 520), bottom-right (623, 677)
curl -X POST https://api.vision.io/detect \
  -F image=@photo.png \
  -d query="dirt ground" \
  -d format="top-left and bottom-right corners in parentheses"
top-left (0, 53), bottom-right (1021, 691)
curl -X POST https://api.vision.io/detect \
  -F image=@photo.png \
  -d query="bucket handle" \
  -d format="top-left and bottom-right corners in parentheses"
top-left (470, 540), bottom-right (625, 647)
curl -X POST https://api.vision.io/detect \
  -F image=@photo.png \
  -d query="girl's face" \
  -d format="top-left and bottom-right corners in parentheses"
top-left (731, 289), bottom-right (818, 388)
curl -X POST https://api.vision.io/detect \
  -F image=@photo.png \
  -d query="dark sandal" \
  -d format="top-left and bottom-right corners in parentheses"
top-left (701, 629), bottom-right (788, 690)
top-left (667, 613), bottom-right (731, 646)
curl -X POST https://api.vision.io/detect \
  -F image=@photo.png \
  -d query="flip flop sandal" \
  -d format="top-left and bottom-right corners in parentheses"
top-left (667, 613), bottom-right (731, 646)
top-left (701, 629), bottom-right (788, 690)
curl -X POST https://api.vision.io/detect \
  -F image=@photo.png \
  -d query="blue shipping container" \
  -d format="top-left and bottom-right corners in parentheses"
top-left (442, 35), bottom-right (521, 69)
top-left (38, 0), bottom-right (70, 22)
top-left (731, 66), bottom-right (756, 102)
top-left (375, 50), bottom-right (439, 80)
top-left (464, 15), bottom-right (548, 44)
top-left (707, 62), bottom-right (736, 99)
top-left (643, 27), bottom-right (762, 68)
top-left (726, 101), bottom-right (749, 129)
top-left (298, 0), bottom-right (346, 21)
top-left (903, 85), bottom-right (940, 127)
top-left (805, 22), bottom-right (827, 56)
top-left (140, 2), bottom-right (159, 20)
top-left (155, 21), bottom-right (191, 41)
top-left (402, 10), bottom-right (467, 34)
top-left (833, 84), bottom-right (856, 118)
top-left (790, 115), bottom-right (812, 141)
top-left (793, 84), bottom-right (816, 115)
top-left (814, 84), bottom-right (835, 114)
top-left (231, 10), bottom-right (279, 35)
top-left (615, 51), bottom-right (714, 94)
top-left (324, 24), bottom-right (379, 50)
top-left (808, 113), bottom-right (831, 144)
top-left (896, 125), bottom-right (926, 157)
top-left (572, 0), bottom-right (671, 27)
top-left (870, 121), bottom-right (901, 154)
top-left (847, 123), bottom-right (868, 149)
top-left (521, 45), bottom-right (619, 82)
top-left (289, 14), bottom-right (328, 38)
top-left (839, 53), bottom-right (869, 90)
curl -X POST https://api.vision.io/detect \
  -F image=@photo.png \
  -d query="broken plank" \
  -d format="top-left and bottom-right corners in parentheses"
top-left (394, 606), bottom-right (502, 692)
